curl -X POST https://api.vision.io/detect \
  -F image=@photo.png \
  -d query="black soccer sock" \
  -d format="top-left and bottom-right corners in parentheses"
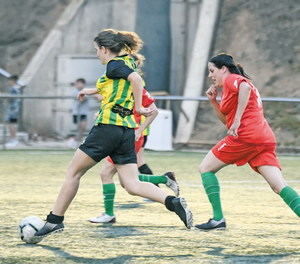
top-left (165, 195), bottom-right (176, 212)
top-left (138, 164), bottom-right (153, 175)
top-left (46, 211), bottom-right (64, 224)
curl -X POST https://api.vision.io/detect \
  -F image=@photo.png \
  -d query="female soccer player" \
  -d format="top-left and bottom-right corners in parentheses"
top-left (88, 87), bottom-right (179, 224)
top-left (35, 29), bottom-right (192, 238)
top-left (195, 53), bottom-right (300, 231)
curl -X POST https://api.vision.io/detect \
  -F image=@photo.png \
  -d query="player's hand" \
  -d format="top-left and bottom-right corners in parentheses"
top-left (136, 106), bottom-right (155, 117)
top-left (94, 112), bottom-right (99, 119)
top-left (206, 85), bottom-right (217, 101)
top-left (135, 128), bottom-right (142, 141)
top-left (77, 91), bottom-right (86, 101)
top-left (94, 94), bottom-right (103, 101)
top-left (227, 120), bottom-right (240, 137)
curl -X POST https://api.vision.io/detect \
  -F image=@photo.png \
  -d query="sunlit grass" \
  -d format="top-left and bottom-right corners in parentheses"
top-left (0, 150), bottom-right (299, 264)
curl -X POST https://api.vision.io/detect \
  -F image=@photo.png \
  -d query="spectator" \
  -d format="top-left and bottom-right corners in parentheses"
top-left (68, 78), bottom-right (89, 148)
top-left (5, 75), bottom-right (21, 147)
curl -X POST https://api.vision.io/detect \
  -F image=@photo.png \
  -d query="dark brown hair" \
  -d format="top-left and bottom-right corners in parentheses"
top-left (94, 29), bottom-right (143, 55)
top-left (209, 53), bottom-right (250, 79)
top-left (75, 78), bottom-right (86, 84)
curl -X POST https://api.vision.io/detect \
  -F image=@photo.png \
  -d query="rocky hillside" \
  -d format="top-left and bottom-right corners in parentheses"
top-left (0, 0), bottom-right (71, 88)
top-left (192, 0), bottom-right (300, 146)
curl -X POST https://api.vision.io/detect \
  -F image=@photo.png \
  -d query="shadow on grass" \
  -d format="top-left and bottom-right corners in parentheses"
top-left (94, 225), bottom-right (147, 238)
top-left (92, 224), bottom-right (187, 238)
top-left (115, 202), bottom-right (144, 210)
top-left (204, 247), bottom-right (296, 263)
top-left (25, 245), bottom-right (192, 264)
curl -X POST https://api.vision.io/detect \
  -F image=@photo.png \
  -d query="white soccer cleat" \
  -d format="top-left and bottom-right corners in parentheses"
top-left (165, 172), bottom-right (180, 197)
top-left (88, 213), bottom-right (116, 224)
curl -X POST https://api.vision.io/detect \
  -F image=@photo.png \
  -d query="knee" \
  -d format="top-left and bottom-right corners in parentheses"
top-left (66, 171), bottom-right (82, 182)
top-left (66, 168), bottom-right (84, 181)
top-left (100, 170), bottom-right (112, 182)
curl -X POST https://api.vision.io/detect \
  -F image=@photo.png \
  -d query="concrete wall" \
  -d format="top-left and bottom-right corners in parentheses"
top-left (135, 0), bottom-right (171, 92)
top-left (22, 0), bottom-right (137, 136)
top-left (21, 0), bottom-right (202, 137)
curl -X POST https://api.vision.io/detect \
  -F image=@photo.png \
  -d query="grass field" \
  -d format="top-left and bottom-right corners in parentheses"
top-left (0, 150), bottom-right (299, 264)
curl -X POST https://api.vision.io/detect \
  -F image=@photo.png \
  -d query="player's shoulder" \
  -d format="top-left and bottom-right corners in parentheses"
top-left (107, 59), bottom-right (125, 70)
top-left (224, 74), bottom-right (249, 90)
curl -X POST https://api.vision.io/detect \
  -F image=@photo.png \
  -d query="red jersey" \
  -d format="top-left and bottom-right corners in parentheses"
top-left (134, 88), bottom-right (155, 124)
top-left (220, 74), bottom-right (276, 144)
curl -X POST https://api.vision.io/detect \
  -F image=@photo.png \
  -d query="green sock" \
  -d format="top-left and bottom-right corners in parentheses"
top-left (139, 174), bottom-right (167, 184)
top-left (279, 186), bottom-right (300, 217)
top-left (103, 183), bottom-right (116, 216)
top-left (201, 172), bottom-right (223, 221)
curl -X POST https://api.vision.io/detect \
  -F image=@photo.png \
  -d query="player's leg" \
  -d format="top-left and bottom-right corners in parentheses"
top-left (138, 172), bottom-right (179, 196)
top-left (117, 163), bottom-right (167, 203)
top-left (89, 159), bottom-right (117, 223)
top-left (5, 118), bottom-right (18, 147)
top-left (135, 137), bottom-right (179, 195)
top-left (137, 137), bottom-right (153, 174)
top-left (258, 165), bottom-right (300, 217)
top-left (9, 122), bottom-right (17, 139)
top-left (195, 150), bottom-right (227, 230)
top-left (35, 149), bottom-right (97, 236)
top-left (116, 164), bottom-right (193, 228)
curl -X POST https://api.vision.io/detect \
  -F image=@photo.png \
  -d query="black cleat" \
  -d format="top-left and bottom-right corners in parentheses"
top-left (34, 222), bottom-right (64, 237)
top-left (195, 218), bottom-right (226, 231)
top-left (172, 197), bottom-right (193, 229)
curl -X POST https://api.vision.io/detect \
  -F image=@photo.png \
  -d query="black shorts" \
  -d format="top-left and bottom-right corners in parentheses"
top-left (8, 118), bottom-right (18, 123)
top-left (73, 115), bottom-right (87, 124)
top-left (79, 124), bottom-right (137, 164)
top-left (142, 135), bottom-right (148, 148)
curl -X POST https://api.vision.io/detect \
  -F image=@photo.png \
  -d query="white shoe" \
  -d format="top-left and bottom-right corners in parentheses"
top-left (88, 213), bottom-right (116, 223)
top-left (165, 172), bottom-right (180, 197)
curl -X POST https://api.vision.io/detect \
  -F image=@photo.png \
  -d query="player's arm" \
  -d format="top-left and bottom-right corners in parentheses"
top-left (128, 72), bottom-right (143, 112)
top-left (206, 85), bottom-right (226, 125)
top-left (227, 82), bottom-right (251, 136)
top-left (128, 72), bottom-right (154, 117)
top-left (135, 103), bottom-right (158, 141)
top-left (77, 88), bottom-right (99, 101)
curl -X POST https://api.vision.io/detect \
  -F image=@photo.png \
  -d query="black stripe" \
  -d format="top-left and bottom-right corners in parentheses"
top-left (28, 223), bottom-right (39, 232)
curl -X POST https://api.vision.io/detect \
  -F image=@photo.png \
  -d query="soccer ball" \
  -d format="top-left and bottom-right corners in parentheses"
top-left (19, 216), bottom-right (44, 244)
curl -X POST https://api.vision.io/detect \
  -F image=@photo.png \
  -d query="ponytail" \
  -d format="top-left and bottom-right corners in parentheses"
top-left (236, 63), bottom-right (250, 79)
top-left (130, 53), bottom-right (145, 76)
top-left (130, 53), bottom-right (145, 68)
top-left (118, 31), bottom-right (143, 54)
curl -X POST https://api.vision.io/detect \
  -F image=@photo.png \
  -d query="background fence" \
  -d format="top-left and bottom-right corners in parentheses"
top-left (1, 94), bottom-right (300, 152)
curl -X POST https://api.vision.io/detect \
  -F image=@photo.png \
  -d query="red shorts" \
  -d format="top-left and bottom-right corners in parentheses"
top-left (106, 136), bottom-right (144, 164)
top-left (212, 136), bottom-right (281, 173)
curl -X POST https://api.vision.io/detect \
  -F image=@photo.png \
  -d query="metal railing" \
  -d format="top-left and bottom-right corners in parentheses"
top-left (1, 94), bottom-right (300, 150)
